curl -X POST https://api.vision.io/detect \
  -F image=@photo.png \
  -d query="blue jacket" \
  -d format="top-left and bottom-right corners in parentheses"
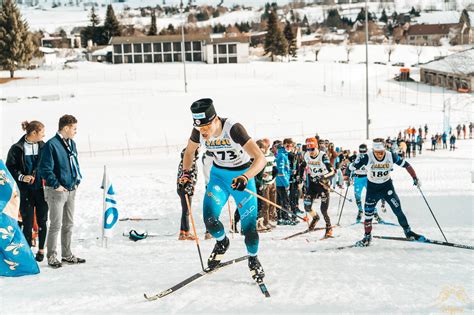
top-left (38, 133), bottom-right (81, 191)
top-left (275, 147), bottom-right (290, 188)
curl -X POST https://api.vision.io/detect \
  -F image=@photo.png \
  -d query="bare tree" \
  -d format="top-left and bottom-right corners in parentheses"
top-left (345, 43), bottom-right (354, 63)
top-left (312, 44), bottom-right (322, 61)
top-left (414, 45), bottom-right (423, 66)
top-left (385, 42), bottom-right (396, 62)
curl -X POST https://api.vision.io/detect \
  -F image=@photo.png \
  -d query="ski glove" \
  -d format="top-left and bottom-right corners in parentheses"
top-left (413, 177), bottom-right (421, 188)
top-left (231, 175), bottom-right (248, 191)
top-left (178, 171), bottom-right (194, 196)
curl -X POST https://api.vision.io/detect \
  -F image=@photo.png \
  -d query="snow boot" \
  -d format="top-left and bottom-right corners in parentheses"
top-left (207, 236), bottom-right (230, 270)
top-left (248, 255), bottom-right (265, 283)
top-left (355, 234), bottom-right (372, 247)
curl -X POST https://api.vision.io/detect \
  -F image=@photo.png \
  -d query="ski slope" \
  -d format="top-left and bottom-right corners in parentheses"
top-left (0, 44), bottom-right (473, 314)
top-left (1, 139), bottom-right (473, 314)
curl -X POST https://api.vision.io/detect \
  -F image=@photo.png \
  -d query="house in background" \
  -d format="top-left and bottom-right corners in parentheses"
top-left (110, 33), bottom-right (250, 64)
top-left (420, 48), bottom-right (474, 92)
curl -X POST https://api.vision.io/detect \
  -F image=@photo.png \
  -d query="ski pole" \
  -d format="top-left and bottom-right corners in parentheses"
top-left (336, 186), bottom-right (343, 217)
top-left (417, 187), bottom-right (448, 242)
top-left (320, 181), bottom-right (353, 202)
top-left (227, 201), bottom-right (234, 239)
top-left (185, 194), bottom-right (205, 271)
top-left (244, 189), bottom-right (306, 221)
top-left (337, 178), bottom-right (352, 226)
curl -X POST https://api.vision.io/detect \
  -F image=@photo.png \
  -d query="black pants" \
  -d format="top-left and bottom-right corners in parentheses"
top-left (364, 180), bottom-right (409, 234)
top-left (304, 180), bottom-right (331, 226)
top-left (20, 189), bottom-right (48, 250)
top-left (177, 190), bottom-right (190, 232)
top-left (289, 181), bottom-right (300, 215)
top-left (276, 186), bottom-right (290, 220)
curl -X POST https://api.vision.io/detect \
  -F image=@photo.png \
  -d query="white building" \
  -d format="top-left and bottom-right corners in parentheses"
top-left (110, 34), bottom-right (250, 65)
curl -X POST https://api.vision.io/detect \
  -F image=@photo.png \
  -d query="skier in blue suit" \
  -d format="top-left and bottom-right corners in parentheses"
top-left (179, 98), bottom-right (266, 282)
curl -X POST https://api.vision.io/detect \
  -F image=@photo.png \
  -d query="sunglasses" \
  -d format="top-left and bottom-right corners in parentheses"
top-left (195, 123), bottom-right (213, 132)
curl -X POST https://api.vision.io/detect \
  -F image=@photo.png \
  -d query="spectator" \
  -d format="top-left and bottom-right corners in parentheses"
top-left (449, 134), bottom-right (456, 151)
top-left (275, 139), bottom-right (292, 225)
top-left (462, 124), bottom-right (466, 139)
top-left (431, 135), bottom-right (437, 151)
top-left (442, 132), bottom-right (448, 149)
top-left (6, 121), bottom-right (48, 262)
top-left (416, 134), bottom-right (423, 154)
top-left (39, 114), bottom-right (85, 269)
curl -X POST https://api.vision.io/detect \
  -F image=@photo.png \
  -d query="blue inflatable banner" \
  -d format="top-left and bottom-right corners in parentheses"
top-left (0, 159), bottom-right (40, 277)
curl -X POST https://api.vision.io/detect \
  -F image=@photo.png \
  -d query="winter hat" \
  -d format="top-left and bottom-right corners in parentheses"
top-left (358, 143), bottom-right (368, 153)
top-left (190, 98), bottom-right (217, 127)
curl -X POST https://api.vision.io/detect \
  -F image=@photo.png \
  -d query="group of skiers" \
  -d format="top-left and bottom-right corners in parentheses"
top-left (176, 99), bottom-right (467, 282)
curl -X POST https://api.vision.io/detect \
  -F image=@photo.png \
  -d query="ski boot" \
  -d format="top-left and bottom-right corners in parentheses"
top-left (207, 236), bottom-right (230, 270)
top-left (356, 211), bottom-right (363, 223)
top-left (374, 212), bottom-right (384, 224)
top-left (308, 214), bottom-right (320, 231)
top-left (324, 225), bottom-right (333, 238)
top-left (248, 255), bottom-right (265, 283)
top-left (355, 233), bottom-right (372, 247)
top-left (178, 230), bottom-right (188, 240)
top-left (404, 228), bottom-right (426, 241)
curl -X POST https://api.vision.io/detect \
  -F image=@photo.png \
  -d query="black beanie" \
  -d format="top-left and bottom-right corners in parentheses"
top-left (190, 98), bottom-right (217, 127)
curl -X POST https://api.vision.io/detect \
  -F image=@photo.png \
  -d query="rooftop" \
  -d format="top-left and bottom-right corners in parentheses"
top-left (420, 49), bottom-right (474, 76)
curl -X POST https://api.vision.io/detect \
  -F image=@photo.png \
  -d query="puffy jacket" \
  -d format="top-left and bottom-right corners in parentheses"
top-left (275, 147), bottom-right (290, 188)
top-left (38, 133), bottom-right (81, 191)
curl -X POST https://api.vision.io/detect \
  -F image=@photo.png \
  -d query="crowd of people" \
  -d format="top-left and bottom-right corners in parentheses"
top-left (177, 121), bottom-right (472, 241)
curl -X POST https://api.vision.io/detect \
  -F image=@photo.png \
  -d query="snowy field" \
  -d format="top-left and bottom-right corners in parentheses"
top-left (0, 43), bottom-right (473, 314)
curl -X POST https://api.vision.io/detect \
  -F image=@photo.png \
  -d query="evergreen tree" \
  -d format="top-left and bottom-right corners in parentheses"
top-left (104, 4), bottom-right (121, 40)
top-left (302, 14), bottom-right (309, 27)
top-left (379, 8), bottom-right (388, 23)
top-left (264, 9), bottom-right (287, 62)
top-left (326, 8), bottom-right (341, 28)
top-left (460, 8), bottom-right (470, 25)
top-left (89, 6), bottom-right (100, 27)
top-left (0, 0), bottom-right (35, 78)
top-left (392, 11), bottom-right (399, 23)
top-left (409, 7), bottom-right (417, 16)
top-left (356, 8), bottom-right (373, 22)
top-left (148, 11), bottom-right (157, 35)
top-left (283, 20), bottom-right (297, 59)
top-left (59, 28), bottom-right (67, 38)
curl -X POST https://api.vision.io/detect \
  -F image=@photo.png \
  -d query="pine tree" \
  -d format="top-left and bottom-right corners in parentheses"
top-left (104, 4), bottom-right (121, 40)
top-left (264, 10), bottom-right (287, 62)
top-left (379, 9), bottom-right (388, 23)
top-left (326, 8), bottom-right (341, 28)
top-left (148, 11), bottom-right (157, 35)
top-left (0, 0), bottom-right (35, 78)
top-left (356, 8), bottom-right (373, 22)
top-left (283, 20), bottom-right (297, 59)
top-left (89, 6), bottom-right (100, 27)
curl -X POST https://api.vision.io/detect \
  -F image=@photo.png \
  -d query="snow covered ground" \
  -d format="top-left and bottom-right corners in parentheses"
top-left (0, 44), bottom-right (473, 314)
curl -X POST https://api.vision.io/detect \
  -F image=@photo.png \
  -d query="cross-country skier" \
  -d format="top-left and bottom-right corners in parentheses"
top-left (347, 144), bottom-right (384, 223)
top-left (299, 137), bottom-right (335, 238)
top-left (349, 138), bottom-right (425, 247)
top-left (180, 98), bottom-right (266, 281)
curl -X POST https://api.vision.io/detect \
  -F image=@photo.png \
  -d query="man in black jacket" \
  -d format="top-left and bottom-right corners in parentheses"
top-left (6, 121), bottom-right (48, 262)
top-left (38, 115), bottom-right (85, 268)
